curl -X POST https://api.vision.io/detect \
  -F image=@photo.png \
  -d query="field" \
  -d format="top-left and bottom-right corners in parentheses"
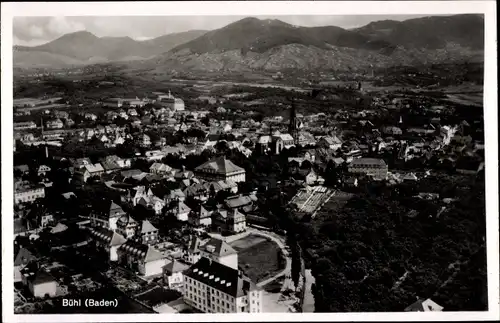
top-left (229, 234), bottom-right (285, 283)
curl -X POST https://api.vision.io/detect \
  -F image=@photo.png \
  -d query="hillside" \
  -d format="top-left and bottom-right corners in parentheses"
top-left (157, 14), bottom-right (484, 71)
top-left (13, 30), bottom-right (207, 67)
top-left (13, 14), bottom-right (484, 70)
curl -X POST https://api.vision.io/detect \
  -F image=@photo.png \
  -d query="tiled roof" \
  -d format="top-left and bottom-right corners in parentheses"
top-left (163, 259), bottom-right (190, 275)
top-left (20, 262), bottom-right (56, 285)
top-left (120, 241), bottom-right (165, 262)
top-left (14, 247), bottom-right (36, 267)
top-left (405, 298), bottom-right (443, 312)
top-left (199, 238), bottom-right (237, 257)
top-left (350, 158), bottom-right (387, 167)
top-left (141, 220), bottom-right (158, 234)
top-left (88, 227), bottom-right (127, 246)
top-left (225, 195), bottom-right (253, 209)
top-left (184, 258), bottom-right (258, 298)
top-left (195, 157), bottom-right (245, 176)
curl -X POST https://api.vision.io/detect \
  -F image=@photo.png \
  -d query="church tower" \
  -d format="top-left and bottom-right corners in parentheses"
top-left (288, 98), bottom-right (299, 145)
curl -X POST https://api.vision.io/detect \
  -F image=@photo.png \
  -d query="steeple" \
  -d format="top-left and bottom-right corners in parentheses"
top-left (288, 98), bottom-right (298, 145)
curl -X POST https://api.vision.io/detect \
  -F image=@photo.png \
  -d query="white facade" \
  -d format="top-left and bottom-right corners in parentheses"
top-left (14, 187), bottom-right (45, 205)
top-left (183, 276), bottom-right (262, 313)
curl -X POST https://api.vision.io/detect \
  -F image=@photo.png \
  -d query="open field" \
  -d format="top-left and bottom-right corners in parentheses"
top-left (229, 234), bottom-right (285, 283)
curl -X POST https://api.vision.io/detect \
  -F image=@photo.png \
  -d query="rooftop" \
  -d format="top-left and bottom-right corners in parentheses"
top-left (184, 257), bottom-right (258, 298)
top-left (195, 156), bottom-right (245, 176)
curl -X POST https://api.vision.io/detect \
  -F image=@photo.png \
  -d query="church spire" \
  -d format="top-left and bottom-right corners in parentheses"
top-left (288, 98), bottom-right (298, 145)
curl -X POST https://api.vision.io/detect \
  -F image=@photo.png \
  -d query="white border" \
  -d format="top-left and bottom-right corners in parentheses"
top-left (2, 1), bottom-right (498, 322)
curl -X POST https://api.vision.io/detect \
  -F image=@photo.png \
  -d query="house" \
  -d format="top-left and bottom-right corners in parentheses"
top-left (163, 259), bottom-right (190, 292)
top-left (74, 163), bottom-right (105, 183)
top-left (188, 205), bottom-right (213, 227)
top-left (87, 227), bottom-right (127, 261)
top-left (212, 209), bottom-right (246, 235)
top-left (194, 157), bottom-right (246, 183)
top-left (318, 136), bottom-right (342, 151)
top-left (14, 247), bottom-right (37, 282)
top-left (136, 194), bottom-right (166, 216)
top-left (183, 257), bottom-right (263, 313)
top-left (20, 262), bottom-right (58, 298)
top-left (141, 134), bottom-right (152, 147)
top-left (37, 165), bottom-right (51, 177)
top-left (169, 201), bottom-right (192, 222)
top-left (348, 158), bottom-right (388, 180)
top-left (84, 113), bottom-right (98, 121)
top-left (198, 238), bottom-right (238, 270)
top-left (14, 164), bottom-right (30, 175)
top-left (91, 201), bottom-right (127, 231)
top-left (14, 183), bottom-right (45, 205)
top-left (150, 163), bottom-right (173, 175)
top-left (46, 119), bottom-right (64, 129)
top-left (116, 214), bottom-right (139, 239)
top-left (118, 241), bottom-right (168, 277)
top-left (186, 235), bottom-right (203, 265)
top-left (405, 298), bottom-right (443, 312)
top-left (224, 195), bottom-right (253, 210)
top-left (139, 220), bottom-right (159, 245)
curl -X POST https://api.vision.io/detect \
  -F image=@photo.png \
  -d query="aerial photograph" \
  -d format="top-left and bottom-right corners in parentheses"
top-left (11, 13), bottom-right (488, 314)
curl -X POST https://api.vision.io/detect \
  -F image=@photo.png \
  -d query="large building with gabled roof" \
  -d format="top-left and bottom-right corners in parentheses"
top-left (194, 156), bottom-right (246, 183)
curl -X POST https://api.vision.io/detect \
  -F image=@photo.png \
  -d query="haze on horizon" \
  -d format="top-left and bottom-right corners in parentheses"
top-left (14, 15), bottom-right (436, 47)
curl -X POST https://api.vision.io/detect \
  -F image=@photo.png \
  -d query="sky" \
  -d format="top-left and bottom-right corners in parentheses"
top-left (13, 15), bottom-right (433, 46)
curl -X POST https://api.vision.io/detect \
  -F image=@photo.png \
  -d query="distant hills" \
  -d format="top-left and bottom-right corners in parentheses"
top-left (14, 30), bottom-right (208, 67)
top-left (14, 14), bottom-right (484, 71)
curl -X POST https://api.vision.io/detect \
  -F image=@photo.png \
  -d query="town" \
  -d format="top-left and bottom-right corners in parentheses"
top-left (12, 68), bottom-right (487, 314)
top-left (11, 12), bottom-right (488, 314)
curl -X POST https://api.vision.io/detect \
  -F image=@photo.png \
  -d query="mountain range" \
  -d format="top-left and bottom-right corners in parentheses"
top-left (14, 14), bottom-right (484, 71)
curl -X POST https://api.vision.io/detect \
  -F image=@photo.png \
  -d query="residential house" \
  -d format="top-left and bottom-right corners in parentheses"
top-left (14, 247), bottom-right (37, 282)
top-left (46, 119), bottom-right (64, 129)
top-left (20, 262), bottom-right (58, 298)
top-left (163, 259), bottom-right (190, 292)
top-left (212, 209), bottom-right (246, 234)
top-left (116, 214), bottom-right (139, 239)
top-left (14, 183), bottom-right (45, 205)
top-left (74, 163), bottom-right (105, 183)
top-left (168, 201), bottom-right (192, 222)
top-left (189, 205), bottom-right (213, 227)
top-left (150, 163), bottom-right (173, 175)
top-left (37, 165), bottom-right (51, 177)
top-left (138, 220), bottom-right (159, 245)
top-left (118, 241), bottom-right (168, 277)
top-left (318, 135), bottom-right (342, 151)
top-left (87, 226), bottom-right (127, 261)
top-left (198, 238), bottom-right (238, 270)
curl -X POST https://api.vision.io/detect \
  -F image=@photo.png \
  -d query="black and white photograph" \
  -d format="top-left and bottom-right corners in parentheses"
top-left (1, 1), bottom-right (498, 321)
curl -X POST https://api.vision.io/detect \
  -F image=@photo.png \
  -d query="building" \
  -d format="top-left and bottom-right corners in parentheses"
top-left (212, 209), bottom-right (247, 235)
top-left (14, 184), bottom-right (45, 205)
top-left (139, 220), bottom-right (159, 245)
top-left (194, 157), bottom-right (246, 183)
top-left (318, 136), bottom-right (342, 151)
top-left (91, 201), bottom-right (126, 231)
top-left (103, 98), bottom-right (124, 108)
top-left (46, 119), bottom-right (64, 129)
top-left (20, 262), bottom-right (58, 298)
top-left (348, 158), bottom-right (388, 180)
top-left (198, 238), bottom-right (238, 270)
top-left (14, 247), bottom-right (37, 282)
top-left (186, 236), bottom-right (203, 265)
top-left (118, 241), bottom-right (167, 278)
top-left (87, 227), bottom-right (127, 261)
top-left (116, 214), bottom-right (139, 239)
top-left (188, 205), bottom-right (213, 227)
top-left (163, 259), bottom-right (190, 292)
top-left (74, 163), bottom-right (105, 183)
top-left (158, 91), bottom-right (185, 111)
top-left (14, 121), bottom-right (37, 131)
top-left (405, 298), bottom-right (444, 312)
top-left (183, 257), bottom-right (263, 313)
top-left (37, 165), bottom-right (51, 177)
top-left (257, 131), bottom-right (295, 155)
